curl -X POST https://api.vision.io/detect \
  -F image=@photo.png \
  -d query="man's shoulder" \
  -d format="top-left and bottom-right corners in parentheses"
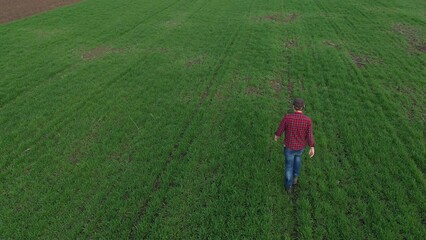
top-left (302, 115), bottom-right (313, 124)
top-left (285, 113), bottom-right (312, 122)
top-left (286, 113), bottom-right (311, 117)
top-left (284, 113), bottom-right (296, 119)
top-left (302, 114), bottom-right (312, 120)
top-left (293, 113), bottom-right (312, 122)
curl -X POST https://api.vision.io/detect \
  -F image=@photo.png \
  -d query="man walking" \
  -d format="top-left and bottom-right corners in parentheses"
top-left (274, 98), bottom-right (315, 193)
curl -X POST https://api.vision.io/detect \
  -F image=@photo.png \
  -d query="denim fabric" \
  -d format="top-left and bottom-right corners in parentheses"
top-left (283, 147), bottom-right (304, 189)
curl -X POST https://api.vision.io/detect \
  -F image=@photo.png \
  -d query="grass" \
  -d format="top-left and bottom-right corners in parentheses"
top-left (0, 0), bottom-right (425, 238)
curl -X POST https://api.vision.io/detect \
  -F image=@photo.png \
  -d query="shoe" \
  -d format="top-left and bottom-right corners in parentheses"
top-left (293, 176), bottom-right (299, 185)
top-left (286, 187), bottom-right (293, 194)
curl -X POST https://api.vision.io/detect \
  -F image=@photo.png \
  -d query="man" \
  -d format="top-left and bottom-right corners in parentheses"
top-left (274, 98), bottom-right (315, 193)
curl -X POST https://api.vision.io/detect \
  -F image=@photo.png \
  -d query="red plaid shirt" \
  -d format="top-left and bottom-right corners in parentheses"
top-left (275, 112), bottom-right (315, 150)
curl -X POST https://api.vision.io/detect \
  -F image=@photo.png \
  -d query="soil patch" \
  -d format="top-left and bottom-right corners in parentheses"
top-left (287, 81), bottom-right (294, 98)
top-left (0, 0), bottom-right (81, 24)
top-left (165, 20), bottom-right (182, 29)
top-left (324, 40), bottom-right (340, 49)
top-left (201, 90), bottom-right (209, 100)
top-left (215, 91), bottom-right (223, 100)
top-left (284, 13), bottom-right (300, 23)
top-left (108, 152), bottom-right (121, 161)
top-left (69, 150), bottom-right (81, 164)
top-left (33, 28), bottom-right (65, 39)
top-left (284, 39), bottom-right (298, 49)
top-left (394, 85), bottom-right (421, 121)
top-left (82, 46), bottom-right (125, 61)
top-left (147, 47), bottom-right (169, 54)
top-left (350, 52), bottom-right (370, 68)
top-left (393, 24), bottom-right (426, 53)
top-left (320, 12), bottom-right (331, 18)
top-left (122, 192), bottom-right (129, 201)
top-left (185, 57), bottom-right (203, 68)
top-left (260, 15), bottom-right (280, 21)
top-left (269, 79), bottom-right (282, 94)
top-left (257, 13), bottom-right (300, 23)
top-left (212, 164), bottom-right (220, 175)
top-left (246, 86), bottom-right (260, 96)
top-left (301, 78), bottom-right (305, 91)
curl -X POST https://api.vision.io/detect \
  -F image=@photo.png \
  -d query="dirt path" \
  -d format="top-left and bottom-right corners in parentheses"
top-left (0, 0), bottom-right (81, 24)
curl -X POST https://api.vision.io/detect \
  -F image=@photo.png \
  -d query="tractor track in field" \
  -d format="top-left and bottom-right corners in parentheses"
top-left (0, 0), bottom-right (200, 114)
top-left (126, 0), bottom-right (235, 236)
top-left (127, 116), bottom-right (196, 239)
top-left (1, 0), bottom-right (200, 228)
top-left (127, 0), bottom-right (256, 236)
top-left (313, 0), bottom-right (426, 235)
top-left (0, 0), bottom-right (196, 112)
top-left (111, 0), bottom-right (185, 41)
top-left (0, 62), bottom-right (79, 110)
top-left (3, 5), bottom-right (212, 213)
top-left (48, 0), bottom-right (250, 235)
top-left (1, 55), bottom-right (153, 169)
top-left (1, 0), bottom-right (206, 170)
top-left (0, 43), bottom-right (86, 110)
top-left (199, 23), bottom-right (241, 106)
top-left (314, 0), bottom-right (425, 181)
top-left (0, 56), bottom-right (142, 170)
top-left (131, 25), bottom-right (242, 238)
top-left (311, 1), bottom-right (372, 235)
top-left (127, 125), bottom-right (195, 239)
top-left (0, 0), bottom-right (198, 114)
top-left (274, 23), bottom-right (302, 237)
top-left (289, 193), bottom-right (301, 239)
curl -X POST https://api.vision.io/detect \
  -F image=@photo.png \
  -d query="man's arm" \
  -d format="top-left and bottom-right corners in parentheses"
top-left (274, 116), bottom-right (286, 141)
top-left (307, 119), bottom-right (315, 158)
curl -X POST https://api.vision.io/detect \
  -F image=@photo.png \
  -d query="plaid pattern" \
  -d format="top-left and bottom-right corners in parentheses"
top-left (275, 112), bottom-right (315, 150)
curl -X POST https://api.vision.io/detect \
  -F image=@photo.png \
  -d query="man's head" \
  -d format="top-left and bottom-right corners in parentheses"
top-left (293, 98), bottom-right (305, 111)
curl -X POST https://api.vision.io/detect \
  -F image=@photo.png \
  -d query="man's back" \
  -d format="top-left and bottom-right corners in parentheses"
top-left (275, 112), bottom-right (314, 151)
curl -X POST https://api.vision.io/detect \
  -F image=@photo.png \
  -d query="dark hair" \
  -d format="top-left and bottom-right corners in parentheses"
top-left (293, 98), bottom-right (305, 110)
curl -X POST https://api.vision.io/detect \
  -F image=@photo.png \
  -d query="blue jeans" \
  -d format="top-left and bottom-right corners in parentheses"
top-left (283, 147), bottom-right (304, 189)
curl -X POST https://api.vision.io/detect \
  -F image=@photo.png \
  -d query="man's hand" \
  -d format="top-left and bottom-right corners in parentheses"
top-left (309, 147), bottom-right (315, 158)
top-left (274, 135), bottom-right (279, 142)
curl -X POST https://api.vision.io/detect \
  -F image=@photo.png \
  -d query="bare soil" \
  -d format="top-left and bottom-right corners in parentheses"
top-left (215, 91), bottom-right (223, 100)
top-left (269, 79), bottom-right (282, 94)
top-left (324, 40), bottom-right (340, 49)
top-left (300, 78), bottom-right (305, 91)
top-left (393, 24), bottom-right (426, 53)
top-left (185, 57), bottom-right (203, 68)
top-left (258, 13), bottom-right (300, 23)
top-left (82, 46), bottom-right (125, 61)
top-left (108, 152), bottom-right (121, 161)
top-left (69, 150), bottom-right (81, 164)
top-left (394, 85), bottom-right (421, 121)
top-left (246, 86), bottom-right (260, 96)
top-left (284, 39), bottom-right (298, 48)
top-left (287, 81), bottom-right (294, 97)
top-left (350, 52), bottom-right (370, 68)
top-left (0, 0), bottom-right (81, 24)
top-left (284, 13), bottom-right (300, 23)
top-left (201, 90), bottom-right (209, 100)
top-left (260, 15), bottom-right (280, 21)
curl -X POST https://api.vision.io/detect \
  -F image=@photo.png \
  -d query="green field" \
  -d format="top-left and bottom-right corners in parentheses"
top-left (1, 0), bottom-right (425, 238)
